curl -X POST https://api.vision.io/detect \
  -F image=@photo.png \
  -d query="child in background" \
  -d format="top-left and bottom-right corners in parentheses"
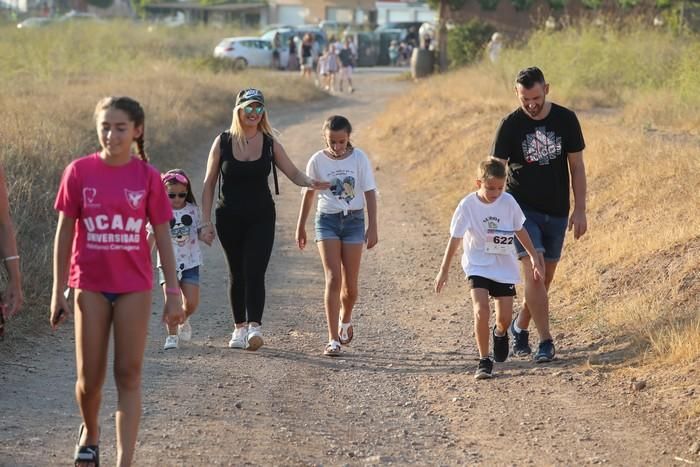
top-left (148, 169), bottom-right (205, 350)
top-left (434, 159), bottom-right (543, 379)
top-left (388, 40), bottom-right (399, 67)
top-left (296, 115), bottom-right (378, 357)
top-left (51, 96), bottom-right (183, 466)
top-left (316, 47), bottom-right (329, 90)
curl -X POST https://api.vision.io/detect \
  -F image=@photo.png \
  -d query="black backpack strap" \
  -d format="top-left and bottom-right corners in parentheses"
top-left (265, 133), bottom-right (280, 195)
top-left (217, 130), bottom-right (230, 200)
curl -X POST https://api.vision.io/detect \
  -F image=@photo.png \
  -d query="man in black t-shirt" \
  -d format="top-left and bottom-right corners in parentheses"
top-left (491, 67), bottom-right (587, 363)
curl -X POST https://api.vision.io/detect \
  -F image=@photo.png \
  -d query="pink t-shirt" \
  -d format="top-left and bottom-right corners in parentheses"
top-left (54, 153), bottom-right (173, 293)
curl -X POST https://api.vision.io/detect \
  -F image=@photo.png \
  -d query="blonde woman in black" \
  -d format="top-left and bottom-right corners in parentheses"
top-left (201, 89), bottom-right (329, 350)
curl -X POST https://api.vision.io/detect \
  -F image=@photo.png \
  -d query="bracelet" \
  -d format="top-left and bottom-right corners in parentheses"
top-left (200, 222), bottom-right (212, 228)
top-left (165, 287), bottom-right (180, 296)
top-left (3, 256), bottom-right (19, 262)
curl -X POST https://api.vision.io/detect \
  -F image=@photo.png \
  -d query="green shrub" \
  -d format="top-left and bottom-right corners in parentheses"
top-left (478, 0), bottom-right (501, 11)
top-left (547, 0), bottom-right (568, 9)
top-left (447, 19), bottom-right (496, 67)
top-left (511, 0), bottom-right (535, 10)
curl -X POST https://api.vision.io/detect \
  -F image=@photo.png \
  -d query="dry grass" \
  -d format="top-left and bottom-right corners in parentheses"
top-left (365, 59), bottom-right (700, 381)
top-left (0, 22), bottom-right (324, 333)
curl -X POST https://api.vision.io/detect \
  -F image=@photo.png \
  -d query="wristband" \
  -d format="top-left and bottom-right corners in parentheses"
top-left (3, 256), bottom-right (19, 262)
top-left (165, 287), bottom-right (180, 296)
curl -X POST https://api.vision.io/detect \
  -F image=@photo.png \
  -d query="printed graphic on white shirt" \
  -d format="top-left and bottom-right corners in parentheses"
top-left (170, 214), bottom-right (194, 247)
top-left (329, 172), bottom-right (356, 204)
top-left (521, 126), bottom-right (562, 165)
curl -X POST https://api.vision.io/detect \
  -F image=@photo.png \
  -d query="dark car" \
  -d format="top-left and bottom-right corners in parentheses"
top-left (375, 21), bottom-right (422, 45)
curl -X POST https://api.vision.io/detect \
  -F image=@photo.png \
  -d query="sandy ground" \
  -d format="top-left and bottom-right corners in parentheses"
top-left (0, 68), bottom-right (698, 466)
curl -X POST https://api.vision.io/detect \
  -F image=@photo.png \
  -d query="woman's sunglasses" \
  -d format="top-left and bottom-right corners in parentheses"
top-left (168, 192), bottom-right (188, 199)
top-left (243, 105), bottom-right (265, 115)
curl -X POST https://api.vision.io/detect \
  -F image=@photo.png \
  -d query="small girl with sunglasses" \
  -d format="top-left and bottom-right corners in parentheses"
top-left (148, 169), bottom-right (205, 349)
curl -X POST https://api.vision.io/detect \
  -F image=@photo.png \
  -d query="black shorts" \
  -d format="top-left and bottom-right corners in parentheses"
top-left (468, 275), bottom-right (516, 297)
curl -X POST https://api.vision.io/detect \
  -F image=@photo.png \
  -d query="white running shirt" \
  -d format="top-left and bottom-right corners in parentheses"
top-left (449, 192), bottom-right (526, 284)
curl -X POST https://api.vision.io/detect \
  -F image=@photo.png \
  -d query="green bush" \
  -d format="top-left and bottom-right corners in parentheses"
top-left (447, 19), bottom-right (496, 67)
top-left (581, 0), bottom-right (603, 8)
top-left (478, 0), bottom-right (501, 11)
top-left (511, 0), bottom-right (535, 10)
top-left (547, 0), bottom-right (568, 9)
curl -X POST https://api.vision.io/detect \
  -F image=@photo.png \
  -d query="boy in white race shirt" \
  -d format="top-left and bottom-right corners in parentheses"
top-left (435, 159), bottom-right (544, 379)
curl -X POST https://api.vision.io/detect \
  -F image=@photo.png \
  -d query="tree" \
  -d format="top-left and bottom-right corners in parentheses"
top-left (428, 0), bottom-right (467, 72)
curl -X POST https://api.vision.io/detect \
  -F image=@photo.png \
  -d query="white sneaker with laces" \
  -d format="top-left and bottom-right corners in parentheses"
top-left (164, 335), bottom-right (178, 350)
top-left (247, 324), bottom-right (263, 351)
top-left (178, 318), bottom-right (192, 341)
top-left (228, 327), bottom-right (248, 349)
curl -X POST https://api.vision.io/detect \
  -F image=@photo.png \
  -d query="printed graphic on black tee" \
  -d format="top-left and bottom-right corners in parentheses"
top-left (521, 126), bottom-right (562, 165)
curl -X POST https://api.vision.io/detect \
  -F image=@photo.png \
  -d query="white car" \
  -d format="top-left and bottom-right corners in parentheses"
top-left (213, 37), bottom-right (274, 69)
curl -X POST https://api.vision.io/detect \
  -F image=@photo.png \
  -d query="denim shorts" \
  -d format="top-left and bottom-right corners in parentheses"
top-left (514, 206), bottom-right (568, 262)
top-left (159, 265), bottom-right (200, 286)
top-left (315, 210), bottom-right (365, 244)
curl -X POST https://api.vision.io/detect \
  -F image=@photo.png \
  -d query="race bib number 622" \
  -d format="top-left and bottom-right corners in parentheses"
top-left (485, 229), bottom-right (515, 255)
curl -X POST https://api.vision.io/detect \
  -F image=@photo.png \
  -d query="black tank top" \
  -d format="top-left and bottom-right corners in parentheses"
top-left (302, 43), bottom-right (312, 58)
top-left (218, 131), bottom-right (274, 211)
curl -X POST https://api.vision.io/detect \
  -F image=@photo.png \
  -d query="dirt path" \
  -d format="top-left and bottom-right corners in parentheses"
top-left (0, 68), bottom-right (693, 466)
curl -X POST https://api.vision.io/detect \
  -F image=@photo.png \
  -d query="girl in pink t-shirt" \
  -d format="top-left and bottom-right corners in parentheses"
top-left (50, 96), bottom-right (184, 467)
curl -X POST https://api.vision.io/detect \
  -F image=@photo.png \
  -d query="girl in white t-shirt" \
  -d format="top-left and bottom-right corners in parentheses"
top-left (148, 169), bottom-right (206, 350)
top-left (296, 115), bottom-right (378, 356)
top-left (434, 159), bottom-right (543, 380)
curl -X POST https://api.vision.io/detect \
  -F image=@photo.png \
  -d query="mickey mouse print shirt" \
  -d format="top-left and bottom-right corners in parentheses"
top-left (151, 202), bottom-right (203, 276)
top-left (55, 153), bottom-right (173, 293)
top-left (306, 148), bottom-right (377, 215)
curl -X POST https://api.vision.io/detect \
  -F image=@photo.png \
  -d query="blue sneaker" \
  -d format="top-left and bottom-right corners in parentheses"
top-left (534, 339), bottom-right (556, 363)
top-left (509, 319), bottom-right (531, 356)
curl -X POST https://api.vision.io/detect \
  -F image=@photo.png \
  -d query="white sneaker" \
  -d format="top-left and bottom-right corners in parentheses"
top-left (228, 327), bottom-right (248, 349)
top-left (178, 318), bottom-right (192, 341)
top-left (247, 324), bottom-right (263, 351)
top-left (164, 335), bottom-right (178, 350)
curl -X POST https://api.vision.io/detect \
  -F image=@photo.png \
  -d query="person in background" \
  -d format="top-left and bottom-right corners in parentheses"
top-left (486, 32), bottom-right (504, 63)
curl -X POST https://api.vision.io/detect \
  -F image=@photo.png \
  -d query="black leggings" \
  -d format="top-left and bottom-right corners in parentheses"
top-left (215, 206), bottom-right (275, 324)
